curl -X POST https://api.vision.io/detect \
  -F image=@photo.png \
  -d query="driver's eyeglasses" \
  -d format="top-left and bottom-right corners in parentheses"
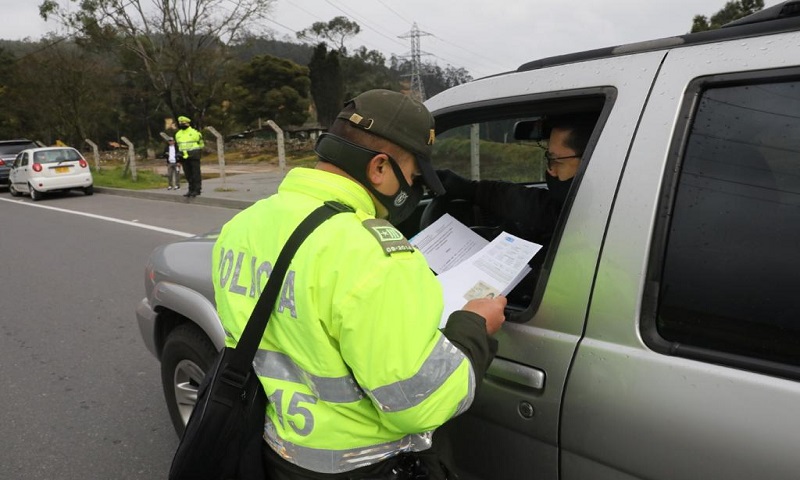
top-left (544, 150), bottom-right (582, 169)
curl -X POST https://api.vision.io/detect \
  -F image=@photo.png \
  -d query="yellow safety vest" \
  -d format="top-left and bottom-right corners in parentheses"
top-left (212, 168), bottom-right (476, 474)
top-left (174, 127), bottom-right (204, 159)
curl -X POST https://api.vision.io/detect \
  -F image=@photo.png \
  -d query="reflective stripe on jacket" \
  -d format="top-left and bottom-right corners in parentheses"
top-left (212, 168), bottom-right (476, 474)
top-left (174, 127), bottom-right (204, 158)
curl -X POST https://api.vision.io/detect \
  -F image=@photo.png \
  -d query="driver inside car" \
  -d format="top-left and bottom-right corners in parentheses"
top-left (435, 114), bottom-right (597, 302)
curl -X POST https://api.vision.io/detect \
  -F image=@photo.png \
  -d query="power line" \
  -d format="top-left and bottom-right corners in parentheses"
top-left (279, 0), bottom-right (498, 77)
top-left (427, 33), bottom-right (513, 72)
top-left (262, 17), bottom-right (303, 37)
top-left (704, 95), bottom-right (800, 120)
top-left (284, 0), bottom-right (327, 23)
top-left (319, 0), bottom-right (471, 71)
top-left (9, 36), bottom-right (70, 64)
top-left (322, 0), bottom-right (408, 50)
top-left (343, 0), bottom-right (511, 73)
top-left (273, 3), bottom-right (408, 70)
top-left (374, 0), bottom-right (412, 24)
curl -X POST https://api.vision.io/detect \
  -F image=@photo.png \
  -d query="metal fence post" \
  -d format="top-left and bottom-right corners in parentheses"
top-left (266, 120), bottom-right (286, 171)
top-left (121, 136), bottom-right (137, 181)
top-left (205, 126), bottom-right (225, 184)
top-left (470, 123), bottom-right (480, 180)
top-left (85, 139), bottom-right (100, 171)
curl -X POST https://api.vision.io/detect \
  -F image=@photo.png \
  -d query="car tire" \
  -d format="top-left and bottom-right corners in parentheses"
top-left (29, 184), bottom-right (42, 201)
top-left (83, 185), bottom-right (94, 196)
top-left (160, 322), bottom-right (218, 436)
top-left (9, 184), bottom-right (20, 197)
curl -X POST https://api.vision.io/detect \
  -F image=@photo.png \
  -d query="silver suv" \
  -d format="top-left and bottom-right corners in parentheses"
top-left (136, 3), bottom-right (800, 478)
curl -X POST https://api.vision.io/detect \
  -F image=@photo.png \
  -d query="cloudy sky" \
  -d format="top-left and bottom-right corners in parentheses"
top-left (1, 0), bottom-right (786, 79)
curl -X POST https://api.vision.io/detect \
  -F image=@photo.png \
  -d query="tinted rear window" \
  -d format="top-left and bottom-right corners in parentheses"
top-left (33, 149), bottom-right (83, 164)
top-left (657, 79), bottom-right (800, 367)
top-left (0, 142), bottom-right (36, 154)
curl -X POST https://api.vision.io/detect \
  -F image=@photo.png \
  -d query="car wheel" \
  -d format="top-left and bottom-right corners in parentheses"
top-left (9, 184), bottom-right (20, 197)
top-left (83, 185), bottom-right (94, 196)
top-left (160, 322), bottom-right (217, 436)
top-left (29, 184), bottom-right (42, 201)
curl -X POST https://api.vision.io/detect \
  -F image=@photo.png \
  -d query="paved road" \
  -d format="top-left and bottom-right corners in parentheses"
top-left (0, 193), bottom-right (240, 479)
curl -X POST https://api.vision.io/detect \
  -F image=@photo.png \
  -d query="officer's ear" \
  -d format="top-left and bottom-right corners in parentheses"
top-left (366, 153), bottom-right (391, 187)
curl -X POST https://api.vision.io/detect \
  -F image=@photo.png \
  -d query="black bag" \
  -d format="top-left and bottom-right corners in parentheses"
top-left (169, 201), bottom-right (353, 480)
top-left (169, 347), bottom-right (268, 479)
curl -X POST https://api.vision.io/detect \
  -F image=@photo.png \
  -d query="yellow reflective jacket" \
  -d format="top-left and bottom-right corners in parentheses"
top-left (174, 126), bottom-right (204, 159)
top-left (212, 168), bottom-right (491, 474)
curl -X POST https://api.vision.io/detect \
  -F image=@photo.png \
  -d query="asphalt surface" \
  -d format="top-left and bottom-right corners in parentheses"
top-left (95, 163), bottom-right (290, 209)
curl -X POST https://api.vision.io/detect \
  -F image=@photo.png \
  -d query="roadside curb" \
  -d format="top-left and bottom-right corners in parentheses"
top-left (94, 186), bottom-right (253, 210)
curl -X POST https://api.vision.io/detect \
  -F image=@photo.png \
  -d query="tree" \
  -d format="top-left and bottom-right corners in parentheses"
top-left (389, 57), bottom-right (473, 98)
top-left (296, 16), bottom-right (360, 54)
top-left (233, 55), bottom-right (311, 127)
top-left (38, 0), bottom-right (275, 125)
top-left (424, 64), bottom-right (473, 98)
top-left (4, 38), bottom-right (120, 145)
top-left (232, 34), bottom-right (313, 66)
top-left (691, 0), bottom-right (764, 32)
top-left (0, 47), bottom-right (19, 137)
top-left (340, 47), bottom-right (398, 100)
top-left (308, 44), bottom-right (344, 128)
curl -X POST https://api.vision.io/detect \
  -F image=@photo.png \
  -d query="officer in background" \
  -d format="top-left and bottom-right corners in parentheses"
top-left (212, 89), bottom-right (506, 479)
top-left (174, 115), bottom-right (204, 197)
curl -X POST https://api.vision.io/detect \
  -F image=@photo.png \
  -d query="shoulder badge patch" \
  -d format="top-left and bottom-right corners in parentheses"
top-left (362, 219), bottom-right (416, 255)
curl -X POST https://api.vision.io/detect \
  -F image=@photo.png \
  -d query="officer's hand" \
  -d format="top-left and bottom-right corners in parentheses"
top-left (462, 295), bottom-right (507, 335)
top-left (436, 169), bottom-right (477, 201)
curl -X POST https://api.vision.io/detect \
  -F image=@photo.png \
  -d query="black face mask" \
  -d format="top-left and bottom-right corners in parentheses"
top-left (179, 124), bottom-right (189, 130)
top-left (545, 172), bottom-right (573, 205)
top-left (381, 160), bottom-right (424, 224)
top-left (315, 133), bottom-right (423, 225)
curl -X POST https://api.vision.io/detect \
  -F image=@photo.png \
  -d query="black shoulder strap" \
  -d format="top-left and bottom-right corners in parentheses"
top-left (229, 200), bottom-right (353, 372)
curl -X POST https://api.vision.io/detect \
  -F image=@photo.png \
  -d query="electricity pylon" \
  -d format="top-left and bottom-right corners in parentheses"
top-left (399, 23), bottom-right (432, 102)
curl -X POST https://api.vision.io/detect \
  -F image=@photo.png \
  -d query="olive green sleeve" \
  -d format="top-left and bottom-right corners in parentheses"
top-left (441, 311), bottom-right (498, 386)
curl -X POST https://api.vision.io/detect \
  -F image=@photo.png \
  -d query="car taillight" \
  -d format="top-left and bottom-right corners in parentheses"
top-left (79, 159), bottom-right (87, 168)
top-left (0, 159), bottom-right (5, 166)
top-left (32, 163), bottom-right (42, 172)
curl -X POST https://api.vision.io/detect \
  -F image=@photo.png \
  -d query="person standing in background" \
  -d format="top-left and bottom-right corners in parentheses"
top-left (162, 138), bottom-right (180, 190)
top-left (174, 115), bottom-right (204, 197)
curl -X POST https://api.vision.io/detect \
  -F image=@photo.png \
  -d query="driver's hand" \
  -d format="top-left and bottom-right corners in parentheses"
top-left (462, 295), bottom-right (507, 335)
top-left (436, 169), bottom-right (477, 201)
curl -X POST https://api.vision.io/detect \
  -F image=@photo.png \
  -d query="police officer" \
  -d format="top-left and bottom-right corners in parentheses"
top-left (212, 89), bottom-right (506, 480)
top-left (174, 115), bottom-right (204, 197)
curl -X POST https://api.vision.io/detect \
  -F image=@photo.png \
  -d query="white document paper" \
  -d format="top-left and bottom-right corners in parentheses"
top-left (411, 214), bottom-right (543, 327)
top-left (409, 214), bottom-right (488, 274)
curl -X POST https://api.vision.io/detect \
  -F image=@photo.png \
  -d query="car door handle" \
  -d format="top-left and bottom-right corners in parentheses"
top-left (487, 358), bottom-right (546, 391)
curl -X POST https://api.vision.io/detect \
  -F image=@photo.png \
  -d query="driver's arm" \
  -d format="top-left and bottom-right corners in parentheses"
top-left (436, 169), bottom-right (562, 242)
top-left (475, 181), bottom-right (560, 242)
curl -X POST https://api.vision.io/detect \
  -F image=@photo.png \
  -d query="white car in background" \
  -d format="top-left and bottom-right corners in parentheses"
top-left (8, 146), bottom-right (94, 200)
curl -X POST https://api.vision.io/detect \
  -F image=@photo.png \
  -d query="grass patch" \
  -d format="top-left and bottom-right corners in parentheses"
top-left (287, 154), bottom-right (319, 168)
top-left (432, 138), bottom-right (547, 183)
top-left (211, 148), bottom-right (318, 167)
top-left (93, 166), bottom-right (166, 189)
